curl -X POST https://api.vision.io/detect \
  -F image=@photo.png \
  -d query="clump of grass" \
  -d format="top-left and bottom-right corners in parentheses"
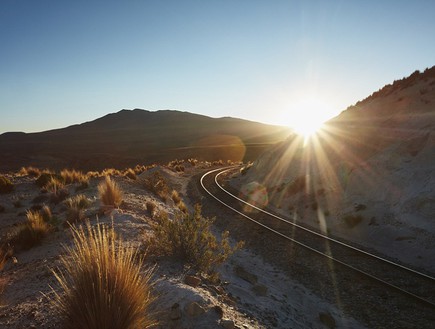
top-left (51, 222), bottom-right (155, 329)
top-left (149, 204), bottom-right (243, 275)
top-left (171, 190), bottom-right (181, 205)
top-left (64, 195), bottom-right (90, 223)
top-left (60, 169), bottom-right (85, 184)
top-left (98, 176), bottom-right (123, 208)
top-left (124, 168), bottom-right (137, 180)
top-left (143, 172), bottom-right (169, 201)
top-left (0, 176), bottom-right (13, 194)
top-left (10, 210), bottom-right (50, 250)
top-left (45, 177), bottom-right (69, 204)
top-left (19, 166), bottom-right (41, 177)
top-left (40, 205), bottom-right (53, 223)
top-left (145, 201), bottom-right (156, 217)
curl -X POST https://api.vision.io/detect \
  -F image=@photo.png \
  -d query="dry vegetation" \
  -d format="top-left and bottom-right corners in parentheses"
top-left (149, 204), bottom-right (243, 277)
top-left (51, 222), bottom-right (155, 329)
top-left (98, 176), bottom-right (123, 208)
top-left (0, 161), bottom-right (245, 327)
top-left (0, 175), bottom-right (13, 194)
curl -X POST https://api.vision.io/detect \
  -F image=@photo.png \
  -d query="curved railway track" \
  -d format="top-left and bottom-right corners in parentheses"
top-left (200, 166), bottom-right (435, 312)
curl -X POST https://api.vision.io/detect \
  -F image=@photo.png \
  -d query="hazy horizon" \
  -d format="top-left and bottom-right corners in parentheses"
top-left (1, 1), bottom-right (435, 134)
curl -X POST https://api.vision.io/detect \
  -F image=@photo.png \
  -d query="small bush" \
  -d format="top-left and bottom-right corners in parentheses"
top-left (171, 190), bottom-right (181, 205)
top-left (51, 222), bottom-right (155, 329)
top-left (45, 177), bottom-right (69, 204)
top-left (145, 201), bottom-right (156, 216)
top-left (143, 172), bottom-right (169, 201)
top-left (0, 176), bottom-right (13, 194)
top-left (60, 169), bottom-right (83, 184)
top-left (64, 195), bottom-right (90, 223)
top-left (36, 173), bottom-right (59, 188)
top-left (149, 204), bottom-right (243, 275)
top-left (40, 205), bottom-right (53, 223)
top-left (98, 176), bottom-right (123, 208)
top-left (11, 210), bottom-right (50, 250)
top-left (124, 168), bottom-right (137, 180)
top-left (19, 166), bottom-right (41, 177)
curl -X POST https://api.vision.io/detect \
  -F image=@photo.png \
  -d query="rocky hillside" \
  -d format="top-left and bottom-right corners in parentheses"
top-left (232, 66), bottom-right (435, 273)
top-left (0, 109), bottom-right (290, 172)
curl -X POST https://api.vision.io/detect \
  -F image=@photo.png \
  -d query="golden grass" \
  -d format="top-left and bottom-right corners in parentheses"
top-left (51, 222), bottom-right (155, 329)
top-left (11, 210), bottom-right (50, 250)
top-left (98, 176), bottom-right (123, 208)
top-left (171, 190), bottom-right (181, 205)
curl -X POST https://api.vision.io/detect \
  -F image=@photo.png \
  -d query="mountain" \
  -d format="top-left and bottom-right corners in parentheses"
top-left (0, 109), bottom-right (290, 171)
top-left (232, 66), bottom-right (435, 272)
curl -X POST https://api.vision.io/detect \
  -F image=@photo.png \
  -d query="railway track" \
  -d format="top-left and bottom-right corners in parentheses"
top-left (200, 166), bottom-right (435, 313)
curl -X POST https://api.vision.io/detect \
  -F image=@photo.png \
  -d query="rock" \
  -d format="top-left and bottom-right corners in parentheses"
top-left (221, 319), bottom-right (235, 329)
top-left (319, 311), bottom-right (336, 329)
top-left (252, 284), bottom-right (268, 296)
top-left (170, 303), bottom-right (182, 320)
top-left (184, 275), bottom-right (201, 287)
top-left (234, 265), bottom-right (257, 285)
top-left (184, 301), bottom-right (205, 317)
top-left (213, 305), bottom-right (224, 319)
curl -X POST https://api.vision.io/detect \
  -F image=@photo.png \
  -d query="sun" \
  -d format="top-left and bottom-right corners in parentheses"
top-left (286, 98), bottom-right (335, 142)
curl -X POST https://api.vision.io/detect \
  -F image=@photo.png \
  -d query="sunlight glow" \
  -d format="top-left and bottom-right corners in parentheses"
top-left (287, 98), bottom-right (335, 144)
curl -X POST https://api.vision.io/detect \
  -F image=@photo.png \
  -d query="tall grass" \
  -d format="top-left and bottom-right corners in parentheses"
top-left (98, 176), bottom-right (123, 208)
top-left (51, 222), bottom-right (155, 329)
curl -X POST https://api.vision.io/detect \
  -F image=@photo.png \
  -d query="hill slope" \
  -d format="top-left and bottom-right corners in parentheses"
top-left (0, 109), bottom-right (290, 171)
top-left (232, 66), bottom-right (435, 272)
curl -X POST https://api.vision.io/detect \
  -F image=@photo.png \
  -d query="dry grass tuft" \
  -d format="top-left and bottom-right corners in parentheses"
top-left (143, 172), bottom-right (169, 202)
top-left (51, 222), bottom-right (155, 329)
top-left (0, 176), bottom-right (14, 194)
top-left (64, 195), bottom-right (90, 223)
top-left (98, 176), bottom-right (123, 208)
top-left (45, 177), bottom-right (69, 204)
top-left (171, 190), bottom-right (181, 205)
top-left (145, 201), bottom-right (156, 217)
top-left (11, 210), bottom-right (50, 250)
top-left (149, 204), bottom-right (243, 275)
top-left (124, 168), bottom-right (137, 180)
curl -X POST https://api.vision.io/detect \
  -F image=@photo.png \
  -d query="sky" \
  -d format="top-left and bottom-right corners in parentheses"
top-left (1, 0), bottom-right (435, 134)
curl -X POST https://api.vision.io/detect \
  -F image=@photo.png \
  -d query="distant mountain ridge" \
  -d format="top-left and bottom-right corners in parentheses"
top-left (0, 109), bottom-right (290, 171)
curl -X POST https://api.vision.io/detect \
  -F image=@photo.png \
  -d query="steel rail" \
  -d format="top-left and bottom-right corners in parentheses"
top-left (200, 167), bottom-right (435, 309)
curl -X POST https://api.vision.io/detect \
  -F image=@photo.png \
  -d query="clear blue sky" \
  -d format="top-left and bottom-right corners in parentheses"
top-left (1, 0), bottom-right (434, 133)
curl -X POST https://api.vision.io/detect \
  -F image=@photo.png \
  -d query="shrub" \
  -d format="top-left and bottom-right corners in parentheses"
top-left (98, 176), bottom-right (123, 208)
top-left (171, 190), bottom-right (181, 205)
top-left (40, 205), bottom-right (53, 223)
top-left (45, 177), bottom-right (69, 204)
top-left (36, 173), bottom-right (59, 188)
top-left (0, 176), bottom-right (13, 194)
top-left (145, 201), bottom-right (156, 216)
top-left (149, 204), bottom-right (243, 275)
top-left (64, 195), bottom-right (90, 223)
top-left (143, 172), bottom-right (169, 201)
top-left (11, 210), bottom-right (50, 250)
top-left (19, 166), bottom-right (41, 177)
top-left (51, 222), bottom-right (155, 329)
top-left (124, 168), bottom-right (137, 180)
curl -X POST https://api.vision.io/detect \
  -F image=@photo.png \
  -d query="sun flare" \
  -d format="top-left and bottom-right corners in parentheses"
top-left (286, 98), bottom-right (336, 142)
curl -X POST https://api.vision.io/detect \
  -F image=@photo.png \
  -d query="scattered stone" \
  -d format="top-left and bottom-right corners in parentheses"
top-left (234, 265), bottom-right (258, 285)
top-left (252, 284), bottom-right (268, 297)
top-left (184, 301), bottom-right (205, 317)
top-left (213, 305), bottom-right (224, 319)
top-left (221, 319), bottom-right (235, 329)
top-left (184, 275), bottom-right (201, 287)
top-left (170, 303), bottom-right (182, 321)
top-left (319, 311), bottom-right (336, 329)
